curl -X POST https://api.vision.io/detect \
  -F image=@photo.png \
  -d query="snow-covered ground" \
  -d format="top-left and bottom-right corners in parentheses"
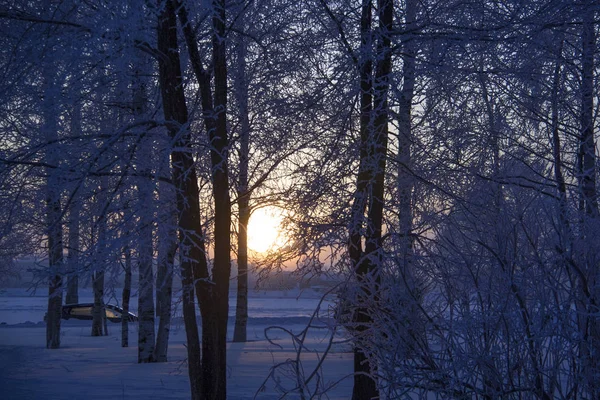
top-left (0, 288), bottom-right (353, 399)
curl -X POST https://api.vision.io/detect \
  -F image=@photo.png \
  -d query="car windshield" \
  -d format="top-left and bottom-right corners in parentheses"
top-left (70, 306), bottom-right (92, 316)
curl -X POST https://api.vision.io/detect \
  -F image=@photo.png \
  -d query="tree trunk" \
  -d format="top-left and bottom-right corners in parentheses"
top-left (233, 202), bottom-right (249, 343)
top-left (154, 154), bottom-right (176, 361)
top-left (66, 100), bottom-right (81, 305)
top-left (91, 178), bottom-right (107, 337)
top-left (396, 0), bottom-right (416, 287)
top-left (91, 166), bottom-right (109, 336)
top-left (176, 0), bottom-right (232, 397)
top-left (351, 1), bottom-right (393, 398)
top-left (134, 44), bottom-right (156, 364)
top-left (91, 269), bottom-right (105, 337)
top-left (233, 4), bottom-right (250, 343)
top-left (203, 3), bottom-right (232, 398)
top-left (578, 8), bottom-right (597, 218)
top-left (157, 1), bottom-right (204, 396)
top-left (137, 212), bottom-right (156, 363)
top-left (550, 41), bottom-right (569, 243)
top-left (349, 1), bottom-right (376, 398)
top-left (66, 196), bottom-right (80, 305)
top-left (43, 71), bottom-right (63, 349)
top-left (122, 246), bottom-right (132, 347)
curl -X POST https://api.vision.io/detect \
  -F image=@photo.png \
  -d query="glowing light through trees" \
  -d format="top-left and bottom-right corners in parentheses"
top-left (247, 207), bottom-right (285, 253)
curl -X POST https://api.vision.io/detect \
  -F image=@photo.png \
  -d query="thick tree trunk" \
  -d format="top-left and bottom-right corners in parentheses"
top-left (122, 246), bottom-right (132, 347)
top-left (233, 6), bottom-right (250, 343)
top-left (204, 3), bottom-right (232, 398)
top-left (157, 1), bottom-right (204, 396)
top-left (192, 3), bottom-right (232, 398)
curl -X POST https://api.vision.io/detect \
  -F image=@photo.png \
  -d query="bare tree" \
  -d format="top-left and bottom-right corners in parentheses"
top-left (157, 0), bottom-right (203, 395)
top-left (176, 0), bottom-right (233, 395)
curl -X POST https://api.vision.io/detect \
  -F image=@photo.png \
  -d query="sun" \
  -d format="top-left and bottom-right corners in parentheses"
top-left (247, 207), bottom-right (285, 253)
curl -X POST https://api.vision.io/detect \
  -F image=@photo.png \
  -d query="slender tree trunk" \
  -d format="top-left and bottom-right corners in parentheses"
top-left (66, 100), bottom-right (81, 305)
top-left (134, 49), bottom-right (156, 363)
top-left (122, 246), bottom-right (132, 347)
top-left (91, 271), bottom-right (105, 336)
top-left (91, 183), bottom-right (107, 337)
top-left (66, 196), bottom-right (80, 304)
top-left (157, 1), bottom-right (204, 396)
top-left (233, 5), bottom-right (250, 343)
top-left (394, 0), bottom-right (424, 365)
top-left (43, 71), bottom-right (63, 349)
top-left (137, 209), bottom-right (156, 363)
top-left (233, 201), bottom-right (249, 343)
top-left (154, 154), bottom-right (176, 361)
top-left (550, 41), bottom-right (569, 243)
top-left (396, 0), bottom-right (416, 287)
top-left (46, 200), bottom-right (63, 349)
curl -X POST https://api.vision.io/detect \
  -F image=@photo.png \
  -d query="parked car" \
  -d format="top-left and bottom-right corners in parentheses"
top-left (49, 303), bottom-right (138, 323)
